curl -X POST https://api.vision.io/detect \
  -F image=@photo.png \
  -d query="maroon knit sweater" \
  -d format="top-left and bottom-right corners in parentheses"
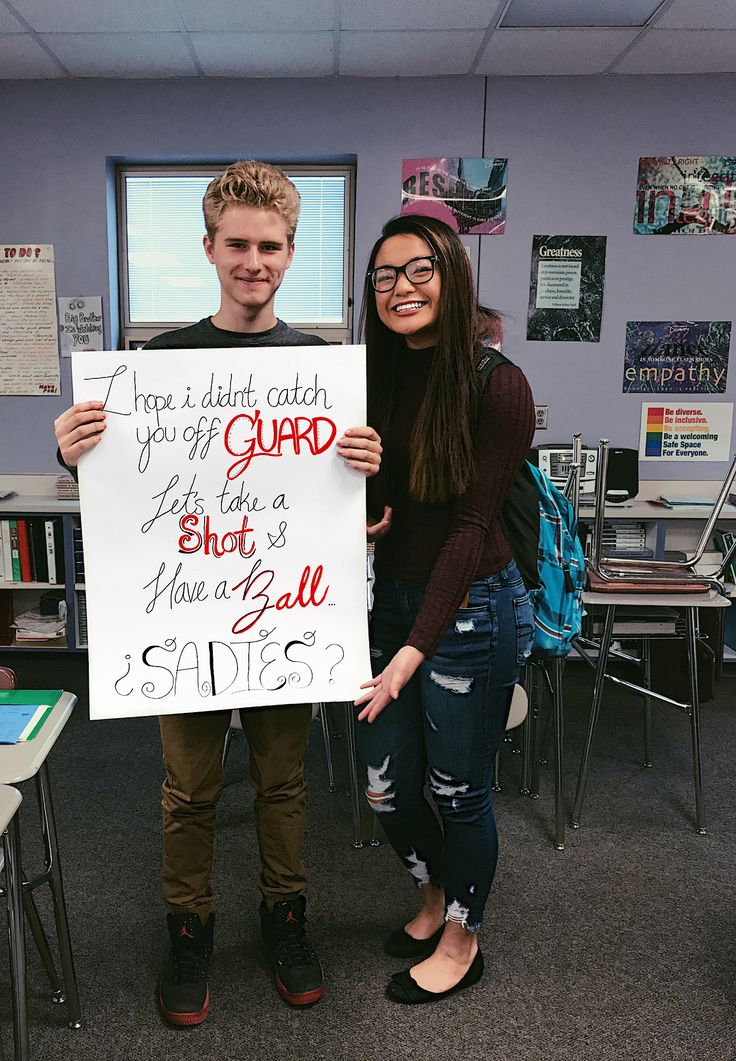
top-left (373, 347), bottom-right (535, 658)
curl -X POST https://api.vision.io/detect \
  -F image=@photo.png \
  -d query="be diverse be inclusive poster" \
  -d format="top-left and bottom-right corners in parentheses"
top-left (526, 235), bottom-right (606, 342)
top-left (72, 346), bottom-right (370, 720)
top-left (401, 157), bottom-right (507, 234)
top-left (634, 156), bottom-right (736, 234)
top-left (640, 402), bottom-right (733, 461)
top-left (623, 321), bottom-right (730, 394)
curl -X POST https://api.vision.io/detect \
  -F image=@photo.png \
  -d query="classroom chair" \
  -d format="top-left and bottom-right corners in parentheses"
top-left (571, 440), bottom-right (736, 834)
top-left (0, 784), bottom-right (25, 1061)
top-left (0, 682), bottom-right (82, 1053)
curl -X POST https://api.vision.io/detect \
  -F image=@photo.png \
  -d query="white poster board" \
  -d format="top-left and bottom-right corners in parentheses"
top-left (639, 402), bottom-right (733, 461)
top-left (0, 244), bottom-right (60, 395)
top-left (72, 346), bottom-right (370, 720)
top-left (58, 297), bottom-right (103, 356)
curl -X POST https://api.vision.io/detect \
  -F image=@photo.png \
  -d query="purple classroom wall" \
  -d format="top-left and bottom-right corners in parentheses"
top-left (0, 73), bottom-right (734, 480)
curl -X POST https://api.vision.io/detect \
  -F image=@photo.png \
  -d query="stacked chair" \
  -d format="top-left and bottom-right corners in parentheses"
top-left (571, 440), bottom-right (736, 834)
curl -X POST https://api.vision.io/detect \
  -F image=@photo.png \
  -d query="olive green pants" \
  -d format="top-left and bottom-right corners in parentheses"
top-left (159, 704), bottom-right (312, 920)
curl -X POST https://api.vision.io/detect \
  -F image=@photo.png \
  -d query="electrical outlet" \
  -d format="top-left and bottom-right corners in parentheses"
top-left (535, 405), bottom-right (548, 430)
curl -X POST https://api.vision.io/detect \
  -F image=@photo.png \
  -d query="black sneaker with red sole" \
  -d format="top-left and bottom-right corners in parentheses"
top-left (158, 911), bottom-right (214, 1026)
top-left (259, 896), bottom-right (324, 1006)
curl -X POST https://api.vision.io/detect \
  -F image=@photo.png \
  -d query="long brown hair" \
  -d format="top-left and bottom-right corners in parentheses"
top-left (360, 214), bottom-right (501, 503)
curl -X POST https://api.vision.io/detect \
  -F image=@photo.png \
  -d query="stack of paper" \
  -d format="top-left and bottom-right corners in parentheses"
top-left (11, 609), bottom-right (66, 643)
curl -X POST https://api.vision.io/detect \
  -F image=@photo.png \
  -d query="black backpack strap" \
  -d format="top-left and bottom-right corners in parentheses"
top-left (475, 342), bottom-right (513, 389)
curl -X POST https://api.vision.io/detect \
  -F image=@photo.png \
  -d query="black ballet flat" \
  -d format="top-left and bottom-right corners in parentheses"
top-left (383, 923), bottom-right (444, 959)
top-left (386, 949), bottom-right (484, 1005)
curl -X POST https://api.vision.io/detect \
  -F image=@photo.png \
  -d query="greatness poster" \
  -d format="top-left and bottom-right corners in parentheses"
top-left (526, 235), bottom-right (606, 342)
top-left (401, 157), bottom-right (507, 234)
top-left (635, 156), bottom-right (736, 234)
top-left (72, 346), bottom-right (370, 720)
top-left (624, 321), bottom-right (730, 394)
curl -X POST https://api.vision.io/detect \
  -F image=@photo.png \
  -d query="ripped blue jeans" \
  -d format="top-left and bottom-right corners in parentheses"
top-left (357, 560), bottom-right (534, 932)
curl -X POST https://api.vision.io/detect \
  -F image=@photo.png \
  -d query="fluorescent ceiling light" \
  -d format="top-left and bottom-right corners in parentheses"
top-left (502, 0), bottom-right (664, 28)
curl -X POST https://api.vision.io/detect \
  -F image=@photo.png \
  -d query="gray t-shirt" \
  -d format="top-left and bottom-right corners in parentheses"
top-left (144, 317), bottom-right (328, 350)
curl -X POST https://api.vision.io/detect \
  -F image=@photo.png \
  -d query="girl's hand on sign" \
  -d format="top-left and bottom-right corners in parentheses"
top-left (367, 506), bottom-right (392, 542)
top-left (355, 645), bottom-right (424, 723)
top-left (54, 401), bottom-right (107, 467)
top-left (337, 426), bottom-right (382, 477)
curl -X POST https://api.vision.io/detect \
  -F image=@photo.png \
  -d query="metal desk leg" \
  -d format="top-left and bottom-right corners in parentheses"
top-left (492, 749), bottom-right (501, 793)
top-left (520, 715), bottom-right (531, 795)
top-left (342, 703), bottom-right (365, 849)
top-left (318, 704), bottom-right (337, 792)
top-left (36, 764), bottom-right (82, 1029)
top-left (552, 657), bottom-right (565, 851)
top-left (571, 605), bottom-right (617, 829)
top-left (5, 817), bottom-right (29, 1061)
top-left (22, 886), bottom-right (64, 1003)
top-left (529, 665), bottom-right (543, 800)
top-left (221, 726), bottom-right (235, 769)
top-left (685, 608), bottom-right (707, 835)
top-left (642, 638), bottom-right (653, 768)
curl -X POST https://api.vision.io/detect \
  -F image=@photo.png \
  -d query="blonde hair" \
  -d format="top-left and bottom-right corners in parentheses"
top-left (203, 161), bottom-right (301, 242)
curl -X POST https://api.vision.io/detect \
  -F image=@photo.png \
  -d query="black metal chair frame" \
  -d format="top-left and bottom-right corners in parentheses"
top-left (571, 440), bottom-right (736, 835)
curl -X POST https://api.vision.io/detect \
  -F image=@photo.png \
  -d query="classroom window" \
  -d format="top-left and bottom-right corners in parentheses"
top-left (117, 164), bottom-right (354, 346)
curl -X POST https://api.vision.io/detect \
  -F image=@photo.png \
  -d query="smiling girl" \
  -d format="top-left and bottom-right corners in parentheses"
top-left (356, 214), bottom-right (535, 1004)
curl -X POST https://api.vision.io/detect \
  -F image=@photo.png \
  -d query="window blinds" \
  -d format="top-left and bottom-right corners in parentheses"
top-left (124, 173), bottom-right (347, 327)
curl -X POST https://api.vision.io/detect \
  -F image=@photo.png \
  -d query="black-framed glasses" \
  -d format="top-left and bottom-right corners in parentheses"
top-left (367, 255), bottom-right (438, 293)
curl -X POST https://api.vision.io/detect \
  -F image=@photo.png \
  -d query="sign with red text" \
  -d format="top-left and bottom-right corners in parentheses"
top-left (72, 346), bottom-right (370, 720)
top-left (0, 244), bottom-right (60, 395)
top-left (639, 401), bottom-right (733, 461)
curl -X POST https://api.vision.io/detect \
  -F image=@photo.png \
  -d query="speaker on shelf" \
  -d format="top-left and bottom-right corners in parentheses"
top-left (605, 447), bottom-right (639, 502)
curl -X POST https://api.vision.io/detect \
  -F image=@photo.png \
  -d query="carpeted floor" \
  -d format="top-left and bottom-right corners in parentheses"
top-left (1, 653), bottom-right (735, 1061)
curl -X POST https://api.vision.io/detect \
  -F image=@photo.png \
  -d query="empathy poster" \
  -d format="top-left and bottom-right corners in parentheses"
top-left (640, 402), bottom-right (733, 461)
top-left (624, 321), bottom-right (730, 394)
top-left (527, 235), bottom-right (606, 342)
top-left (72, 346), bottom-right (370, 720)
top-left (401, 157), bottom-right (507, 234)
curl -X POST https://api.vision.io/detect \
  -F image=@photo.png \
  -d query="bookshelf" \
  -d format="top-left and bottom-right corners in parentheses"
top-left (0, 476), bottom-right (84, 654)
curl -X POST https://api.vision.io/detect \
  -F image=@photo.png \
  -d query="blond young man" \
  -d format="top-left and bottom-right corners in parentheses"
top-left (55, 162), bottom-right (381, 1023)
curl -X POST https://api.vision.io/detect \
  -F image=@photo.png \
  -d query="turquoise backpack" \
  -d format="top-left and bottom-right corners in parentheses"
top-left (476, 350), bottom-right (585, 658)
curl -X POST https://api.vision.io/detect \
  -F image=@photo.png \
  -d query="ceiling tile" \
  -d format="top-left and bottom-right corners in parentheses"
top-left (613, 28), bottom-right (736, 71)
top-left (656, 0), bottom-right (736, 30)
top-left (175, 0), bottom-right (334, 33)
top-left (10, 0), bottom-right (182, 33)
top-left (339, 30), bottom-right (483, 76)
top-left (477, 28), bottom-right (638, 74)
top-left (0, 7), bottom-right (24, 32)
top-left (39, 32), bottom-right (197, 77)
top-left (191, 32), bottom-right (333, 76)
top-left (503, 0), bottom-right (662, 28)
top-left (341, 0), bottom-right (491, 31)
top-left (0, 32), bottom-right (64, 76)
